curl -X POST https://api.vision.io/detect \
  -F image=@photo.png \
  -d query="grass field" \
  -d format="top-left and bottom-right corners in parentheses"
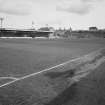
top-left (0, 38), bottom-right (105, 105)
top-left (0, 38), bottom-right (105, 77)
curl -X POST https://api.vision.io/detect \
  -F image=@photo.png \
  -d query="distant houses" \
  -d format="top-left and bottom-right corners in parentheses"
top-left (54, 27), bottom-right (72, 38)
top-left (38, 27), bottom-right (54, 32)
top-left (89, 27), bottom-right (98, 31)
top-left (38, 27), bottom-right (56, 39)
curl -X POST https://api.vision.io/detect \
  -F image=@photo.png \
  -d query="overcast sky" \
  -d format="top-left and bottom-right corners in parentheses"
top-left (0, 0), bottom-right (105, 30)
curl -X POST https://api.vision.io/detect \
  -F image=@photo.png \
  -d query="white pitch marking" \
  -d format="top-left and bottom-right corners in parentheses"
top-left (0, 77), bottom-right (18, 80)
top-left (0, 56), bottom-right (83, 88)
top-left (0, 48), bottom-right (104, 88)
top-left (0, 56), bottom-right (82, 88)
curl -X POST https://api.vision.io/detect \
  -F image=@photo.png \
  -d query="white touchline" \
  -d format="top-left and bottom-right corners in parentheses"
top-left (0, 47), bottom-right (104, 88)
top-left (0, 77), bottom-right (18, 80)
top-left (0, 56), bottom-right (82, 88)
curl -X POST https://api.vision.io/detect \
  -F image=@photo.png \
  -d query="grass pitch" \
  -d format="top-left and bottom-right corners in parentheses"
top-left (0, 38), bottom-right (105, 105)
top-left (0, 38), bottom-right (104, 78)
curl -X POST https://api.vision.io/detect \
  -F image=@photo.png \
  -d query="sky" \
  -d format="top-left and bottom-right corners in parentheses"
top-left (0, 0), bottom-right (105, 30)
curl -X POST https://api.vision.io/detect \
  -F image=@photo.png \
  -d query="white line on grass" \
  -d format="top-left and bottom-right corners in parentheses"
top-left (0, 55), bottom-right (87, 88)
top-left (0, 56), bottom-right (82, 88)
top-left (0, 47), bottom-right (104, 88)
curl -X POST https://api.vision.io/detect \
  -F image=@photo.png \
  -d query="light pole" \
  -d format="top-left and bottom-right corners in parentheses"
top-left (69, 26), bottom-right (72, 38)
top-left (0, 17), bottom-right (4, 37)
top-left (32, 21), bottom-right (35, 29)
top-left (0, 17), bottom-right (4, 29)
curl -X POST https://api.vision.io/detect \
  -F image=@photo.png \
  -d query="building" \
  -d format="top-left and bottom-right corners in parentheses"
top-left (89, 27), bottom-right (98, 31)
top-left (38, 27), bottom-right (55, 38)
top-left (0, 28), bottom-right (53, 38)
